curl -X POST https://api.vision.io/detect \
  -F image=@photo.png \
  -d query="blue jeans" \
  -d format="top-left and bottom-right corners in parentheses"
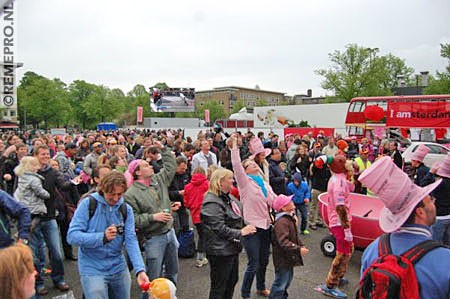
top-left (144, 228), bottom-right (179, 284)
top-left (295, 204), bottom-right (308, 232)
top-left (432, 218), bottom-right (450, 246)
top-left (241, 227), bottom-right (271, 298)
top-left (30, 219), bottom-right (65, 288)
top-left (269, 267), bottom-right (293, 299)
top-left (81, 269), bottom-right (131, 299)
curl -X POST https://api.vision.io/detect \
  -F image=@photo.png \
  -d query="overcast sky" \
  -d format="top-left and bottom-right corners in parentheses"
top-left (16, 0), bottom-right (450, 97)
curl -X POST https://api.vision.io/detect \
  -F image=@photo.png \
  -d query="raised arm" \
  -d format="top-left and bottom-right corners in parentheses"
top-left (230, 136), bottom-right (248, 190)
top-left (154, 142), bottom-right (176, 186)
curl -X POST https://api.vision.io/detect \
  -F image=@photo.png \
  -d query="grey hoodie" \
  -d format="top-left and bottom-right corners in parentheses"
top-left (14, 172), bottom-right (49, 215)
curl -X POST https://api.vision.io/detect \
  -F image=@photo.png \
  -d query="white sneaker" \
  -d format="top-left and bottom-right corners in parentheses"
top-left (201, 257), bottom-right (208, 266)
top-left (196, 259), bottom-right (204, 268)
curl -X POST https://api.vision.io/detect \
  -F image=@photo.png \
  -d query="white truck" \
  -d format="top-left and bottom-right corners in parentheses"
top-left (253, 103), bottom-right (349, 135)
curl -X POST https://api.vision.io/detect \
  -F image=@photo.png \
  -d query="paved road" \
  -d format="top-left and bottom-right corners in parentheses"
top-left (43, 226), bottom-right (364, 299)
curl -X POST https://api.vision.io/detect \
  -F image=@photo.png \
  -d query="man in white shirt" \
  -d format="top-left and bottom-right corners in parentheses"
top-left (192, 140), bottom-right (217, 173)
top-left (322, 137), bottom-right (338, 157)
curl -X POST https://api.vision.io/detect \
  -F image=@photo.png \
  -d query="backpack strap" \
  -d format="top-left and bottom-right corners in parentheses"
top-left (88, 194), bottom-right (127, 223)
top-left (88, 195), bottom-right (97, 220)
top-left (119, 203), bottom-right (128, 223)
top-left (378, 233), bottom-right (392, 256)
top-left (401, 239), bottom-right (442, 265)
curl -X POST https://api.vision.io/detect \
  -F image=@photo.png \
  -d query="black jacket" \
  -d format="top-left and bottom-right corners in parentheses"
top-left (38, 165), bottom-right (75, 220)
top-left (391, 149), bottom-right (403, 169)
top-left (1, 153), bottom-right (19, 195)
top-left (413, 163), bottom-right (433, 187)
top-left (169, 172), bottom-right (189, 204)
top-left (268, 159), bottom-right (287, 195)
top-left (310, 164), bottom-right (331, 191)
top-left (150, 159), bottom-right (163, 174)
top-left (432, 177), bottom-right (450, 217)
top-left (127, 143), bottom-right (141, 156)
top-left (201, 192), bottom-right (244, 256)
top-left (288, 154), bottom-right (311, 180)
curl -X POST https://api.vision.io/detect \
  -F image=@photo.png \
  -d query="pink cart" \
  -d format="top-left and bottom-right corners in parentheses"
top-left (318, 192), bottom-right (385, 257)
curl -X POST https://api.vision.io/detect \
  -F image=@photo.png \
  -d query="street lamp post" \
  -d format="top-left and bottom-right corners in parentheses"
top-left (366, 47), bottom-right (379, 66)
top-left (416, 74), bottom-right (420, 95)
top-left (415, 71), bottom-right (429, 95)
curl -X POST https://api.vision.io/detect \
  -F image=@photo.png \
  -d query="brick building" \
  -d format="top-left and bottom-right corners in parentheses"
top-left (195, 86), bottom-right (285, 115)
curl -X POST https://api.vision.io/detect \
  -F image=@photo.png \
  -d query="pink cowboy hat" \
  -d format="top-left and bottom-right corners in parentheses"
top-left (410, 144), bottom-right (430, 163)
top-left (249, 138), bottom-right (271, 160)
top-left (436, 153), bottom-right (450, 179)
top-left (359, 156), bottom-right (441, 233)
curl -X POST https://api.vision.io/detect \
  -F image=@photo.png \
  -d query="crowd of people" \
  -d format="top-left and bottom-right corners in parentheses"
top-left (0, 127), bottom-right (449, 299)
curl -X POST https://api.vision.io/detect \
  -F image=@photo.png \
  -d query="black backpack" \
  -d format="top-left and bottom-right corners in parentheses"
top-left (177, 229), bottom-right (195, 258)
top-left (87, 195), bottom-right (127, 223)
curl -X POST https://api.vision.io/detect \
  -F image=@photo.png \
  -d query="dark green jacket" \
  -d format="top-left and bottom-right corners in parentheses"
top-left (124, 148), bottom-right (176, 238)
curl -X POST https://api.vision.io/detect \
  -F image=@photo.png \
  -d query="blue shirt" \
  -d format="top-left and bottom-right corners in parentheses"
top-left (67, 192), bottom-right (145, 276)
top-left (286, 181), bottom-right (311, 205)
top-left (361, 225), bottom-right (450, 299)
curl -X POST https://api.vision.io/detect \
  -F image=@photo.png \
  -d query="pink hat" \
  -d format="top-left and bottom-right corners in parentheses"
top-left (359, 156), bottom-right (441, 233)
top-left (410, 144), bottom-right (430, 163)
top-left (126, 159), bottom-right (143, 186)
top-left (436, 153), bottom-right (450, 178)
top-left (249, 138), bottom-right (271, 160)
top-left (128, 159), bottom-right (142, 176)
top-left (273, 194), bottom-right (294, 212)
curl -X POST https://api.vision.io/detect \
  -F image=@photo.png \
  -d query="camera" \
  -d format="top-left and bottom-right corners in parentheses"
top-left (115, 224), bottom-right (124, 235)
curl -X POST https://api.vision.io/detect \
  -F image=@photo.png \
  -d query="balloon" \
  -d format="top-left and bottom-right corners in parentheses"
top-left (140, 282), bottom-right (151, 291)
top-left (363, 105), bottom-right (384, 121)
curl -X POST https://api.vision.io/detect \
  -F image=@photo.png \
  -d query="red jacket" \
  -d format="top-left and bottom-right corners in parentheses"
top-left (184, 173), bottom-right (209, 224)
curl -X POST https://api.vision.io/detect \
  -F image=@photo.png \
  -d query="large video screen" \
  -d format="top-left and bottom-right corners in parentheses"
top-left (150, 87), bottom-right (195, 113)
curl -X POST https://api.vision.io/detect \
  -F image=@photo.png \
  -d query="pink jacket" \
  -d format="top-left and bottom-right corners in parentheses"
top-left (231, 148), bottom-right (276, 229)
top-left (327, 173), bottom-right (354, 228)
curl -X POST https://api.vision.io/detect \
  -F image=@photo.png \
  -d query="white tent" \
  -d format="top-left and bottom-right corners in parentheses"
top-left (229, 107), bottom-right (253, 120)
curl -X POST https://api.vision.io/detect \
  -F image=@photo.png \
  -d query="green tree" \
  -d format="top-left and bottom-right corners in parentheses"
top-left (124, 84), bottom-right (151, 125)
top-left (176, 112), bottom-right (196, 118)
top-left (231, 99), bottom-right (246, 114)
top-left (82, 85), bottom-right (124, 126)
top-left (196, 100), bottom-right (227, 123)
top-left (424, 43), bottom-right (450, 94)
top-left (127, 84), bottom-right (148, 97)
top-left (68, 80), bottom-right (99, 129)
top-left (316, 44), bottom-right (413, 101)
top-left (256, 99), bottom-right (269, 106)
top-left (17, 72), bottom-right (45, 127)
top-left (18, 73), bottom-right (71, 129)
top-left (152, 82), bottom-right (169, 90)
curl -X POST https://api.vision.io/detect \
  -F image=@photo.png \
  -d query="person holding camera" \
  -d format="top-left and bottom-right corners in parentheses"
top-left (67, 171), bottom-right (149, 299)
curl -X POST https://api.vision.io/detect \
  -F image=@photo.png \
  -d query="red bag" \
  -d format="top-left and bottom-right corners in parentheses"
top-left (356, 233), bottom-right (441, 299)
